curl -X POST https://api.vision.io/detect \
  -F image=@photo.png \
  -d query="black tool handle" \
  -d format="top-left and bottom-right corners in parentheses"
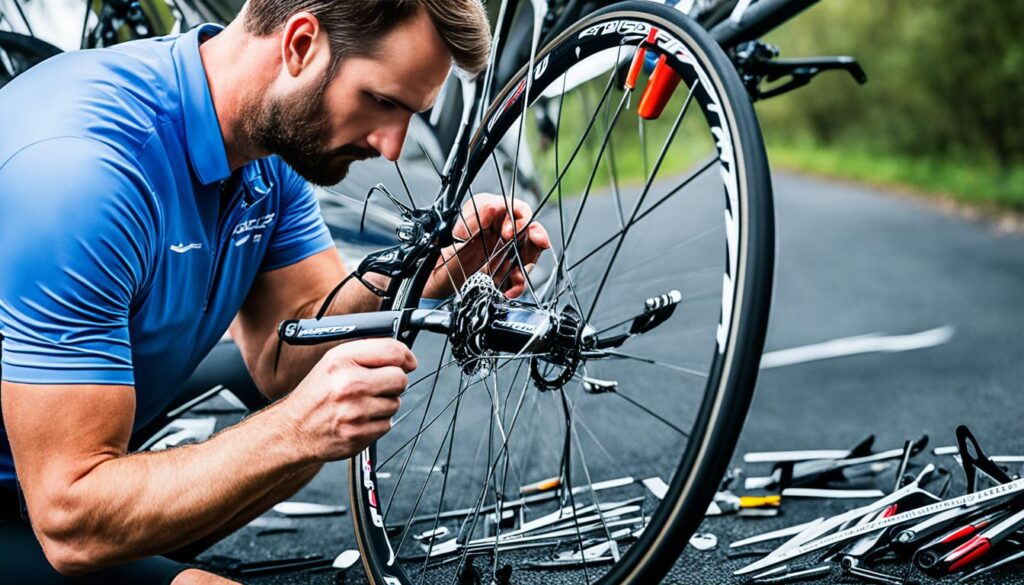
top-left (278, 309), bottom-right (454, 346)
top-left (279, 312), bottom-right (405, 345)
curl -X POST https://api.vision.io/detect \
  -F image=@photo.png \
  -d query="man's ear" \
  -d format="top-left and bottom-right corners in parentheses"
top-left (280, 12), bottom-right (326, 78)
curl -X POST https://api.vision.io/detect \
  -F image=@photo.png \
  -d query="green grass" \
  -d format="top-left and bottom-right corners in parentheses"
top-left (529, 83), bottom-right (715, 199)
top-left (519, 76), bottom-right (1024, 215)
top-left (766, 141), bottom-right (1024, 212)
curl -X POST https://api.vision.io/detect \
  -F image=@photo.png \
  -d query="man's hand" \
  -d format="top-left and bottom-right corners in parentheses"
top-left (424, 194), bottom-right (551, 299)
top-left (279, 338), bottom-right (418, 461)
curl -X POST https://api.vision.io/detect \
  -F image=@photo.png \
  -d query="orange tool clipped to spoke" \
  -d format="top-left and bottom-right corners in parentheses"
top-left (638, 54), bottom-right (682, 120)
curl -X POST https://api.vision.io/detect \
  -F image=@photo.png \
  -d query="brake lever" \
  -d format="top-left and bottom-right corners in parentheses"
top-left (755, 56), bottom-right (867, 100)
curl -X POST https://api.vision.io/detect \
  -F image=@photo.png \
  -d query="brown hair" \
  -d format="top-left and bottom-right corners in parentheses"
top-left (243, 0), bottom-right (492, 77)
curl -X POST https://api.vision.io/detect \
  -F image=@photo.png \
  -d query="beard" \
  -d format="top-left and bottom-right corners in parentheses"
top-left (242, 78), bottom-right (379, 187)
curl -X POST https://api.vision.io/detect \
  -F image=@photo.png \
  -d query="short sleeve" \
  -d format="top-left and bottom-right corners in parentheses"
top-left (0, 138), bottom-right (153, 386)
top-left (260, 159), bottom-right (334, 272)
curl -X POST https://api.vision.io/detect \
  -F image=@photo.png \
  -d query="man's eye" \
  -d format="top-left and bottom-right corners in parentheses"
top-left (371, 95), bottom-right (396, 109)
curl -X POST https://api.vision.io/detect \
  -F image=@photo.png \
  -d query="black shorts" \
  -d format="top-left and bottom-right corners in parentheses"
top-left (0, 488), bottom-right (188, 584)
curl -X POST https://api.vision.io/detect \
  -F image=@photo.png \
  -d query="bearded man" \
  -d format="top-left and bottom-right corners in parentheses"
top-left (0, 1), bottom-right (549, 582)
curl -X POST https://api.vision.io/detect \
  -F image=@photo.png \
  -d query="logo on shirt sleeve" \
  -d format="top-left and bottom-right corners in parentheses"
top-left (232, 213), bottom-right (276, 247)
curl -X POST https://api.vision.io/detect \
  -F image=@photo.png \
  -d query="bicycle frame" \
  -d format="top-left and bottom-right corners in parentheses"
top-left (339, 0), bottom-right (845, 306)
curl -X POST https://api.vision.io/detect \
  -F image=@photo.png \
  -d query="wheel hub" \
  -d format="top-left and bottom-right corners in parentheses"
top-left (449, 274), bottom-right (588, 389)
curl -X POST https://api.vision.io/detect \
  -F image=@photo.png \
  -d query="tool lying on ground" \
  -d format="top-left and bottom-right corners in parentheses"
top-left (706, 492), bottom-right (781, 516)
top-left (201, 553), bottom-right (334, 576)
top-left (272, 501), bottom-right (348, 517)
top-left (731, 426), bottom-right (1024, 582)
top-left (706, 469), bottom-right (782, 516)
top-left (743, 434), bottom-right (928, 496)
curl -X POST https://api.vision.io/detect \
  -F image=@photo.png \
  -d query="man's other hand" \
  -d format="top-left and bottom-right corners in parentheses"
top-left (280, 338), bottom-right (417, 461)
top-left (425, 193), bottom-right (551, 299)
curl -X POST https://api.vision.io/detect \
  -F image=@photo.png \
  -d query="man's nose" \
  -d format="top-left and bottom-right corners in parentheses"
top-left (366, 119), bottom-right (411, 162)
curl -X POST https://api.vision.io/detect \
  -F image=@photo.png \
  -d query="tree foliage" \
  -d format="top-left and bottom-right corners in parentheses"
top-left (756, 0), bottom-right (1024, 167)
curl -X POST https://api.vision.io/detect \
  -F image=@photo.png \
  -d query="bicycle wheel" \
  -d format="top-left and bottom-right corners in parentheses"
top-left (351, 2), bottom-right (773, 583)
top-left (0, 32), bottom-right (61, 90)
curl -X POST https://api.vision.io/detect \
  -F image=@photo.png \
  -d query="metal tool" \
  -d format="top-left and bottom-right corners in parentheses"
top-left (840, 557), bottom-right (903, 585)
top-left (749, 563), bottom-right (832, 583)
top-left (745, 437), bottom-right (925, 491)
top-left (203, 553), bottom-right (333, 576)
top-left (958, 547), bottom-right (1024, 582)
top-left (955, 425), bottom-right (1013, 493)
top-left (736, 474), bottom-right (1024, 576)
top-left (273, 501), bottom-right (348, 517)
top-left (390, 476), bottom-right (634, 530)
top-left (782, 488), bottom-right (885, 499)
top-left (924, 505), bottom-right (1024, 576)
top-left (744, 435), bottom-right (875, 464)
top-left (706, 491), bottom-right (781, 516)
top-left (332, 550), bottom-right (360, 570)
top-left (731, 519), bottom-right (825, 549)
top-left (891, 503), bottom-right (987, 556)
top-left (934, 445), bottom-right (1024, 463)
top-left (893, 439), bottom-right (915, 491)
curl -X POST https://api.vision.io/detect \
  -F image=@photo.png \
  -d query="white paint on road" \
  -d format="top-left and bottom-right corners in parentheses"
top-left (760, 326), bottom-right (954, 369)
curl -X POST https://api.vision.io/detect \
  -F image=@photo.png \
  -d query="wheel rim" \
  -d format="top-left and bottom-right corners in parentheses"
top-left (352, 7), bottom-right (769, 585)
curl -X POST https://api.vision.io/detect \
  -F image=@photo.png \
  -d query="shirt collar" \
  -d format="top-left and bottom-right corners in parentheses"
top-left (172, 23), bottom-right (231, 186)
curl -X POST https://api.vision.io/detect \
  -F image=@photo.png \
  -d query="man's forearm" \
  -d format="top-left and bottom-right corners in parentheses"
top-left (166, 461), bottom-right (322, 562)
top-left (43, 402), bottom-right (311, 573)
top-left (251, 272), bottom-right (389, 400)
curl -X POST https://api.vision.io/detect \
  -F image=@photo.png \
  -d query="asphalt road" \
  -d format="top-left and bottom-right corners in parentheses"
top-left (198, 170), bottom-right (1024, 584)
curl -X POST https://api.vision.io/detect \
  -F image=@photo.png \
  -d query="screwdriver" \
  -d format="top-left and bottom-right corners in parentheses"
top-left (916, 507), bottom-right (1013, 574)
top-left (927, 506), bottom-right (1024, 575)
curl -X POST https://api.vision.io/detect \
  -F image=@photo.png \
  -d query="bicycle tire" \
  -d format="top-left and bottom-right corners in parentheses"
top-left (350, 2), bottom-right (774, 583)
top-left (0, 31), bottom-right (62, 90)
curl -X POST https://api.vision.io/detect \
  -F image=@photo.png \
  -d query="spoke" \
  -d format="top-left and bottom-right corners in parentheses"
top-left (504, 123), bottom-right (541, 303)
top-left (564, 157), bottom-right (718, 274)
top-left (536, 86), bottom-right (632, 311)
top-left (394, 377), bottom-right (465, 559)
top-left (393, 161), bottom-right (418, 210)
top-left (417, 377), bottom-right (464, 584)
top-left (611, 389), bottom-right (689, 437)
top-left (461, 187), bottom-right (492, 262)
top-left (561, 90), bottom-right (631, 250)
top-left (557, 388), bottom-right (592, 584)
top-left (390, 360), bottom-right (460, 428)
top-left (416, 138), bottom-right (443, 179)
top-left (448, 363), bottom-right (533, 584)
top-left (594, 51), bottom-right (627, 231)
top-left (437, 250), bottom-right (465, 301)
top-left (585, 80), bottom-right (700, 323)
top-left (599, 349), bottom-right (709, 379)
top-left (566, 386), bottom-right (619, 560)
top-left (488, 369), bottom-right (507, 580)
top-left (539, 84), bottom-right (633, 315)
top-left (468, 57), bottom-right (621, 279)
top-left (384, 338), bottom-right (449, 519)
top-left (379, 368), bottom-right (486, 471)
top-left (561, 227), bottom-right (722, 306)
top-left (500, 5), bottom-right (547, 305)
top-left (572, 371), bottom-right (690, 437)
top-left (379, 355), bottom-right (528, 471)
top-left (639, 116), bottom-right (649, 180)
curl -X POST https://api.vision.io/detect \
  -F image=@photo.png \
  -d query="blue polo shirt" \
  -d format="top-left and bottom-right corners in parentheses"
top-left (0, 25), bottom-right (334, 488)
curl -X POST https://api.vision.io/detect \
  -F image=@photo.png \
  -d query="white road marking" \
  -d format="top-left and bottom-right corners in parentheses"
top-left (759, 326), bottom-right (954, 370)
